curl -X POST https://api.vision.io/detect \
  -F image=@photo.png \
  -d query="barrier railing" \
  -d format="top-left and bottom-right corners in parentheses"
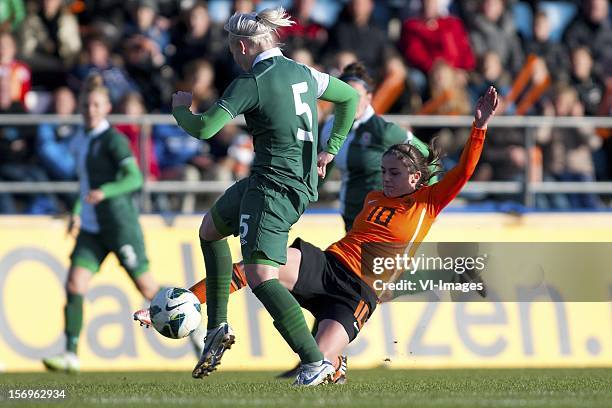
top-left (1, 114), bottom-right (611, 211)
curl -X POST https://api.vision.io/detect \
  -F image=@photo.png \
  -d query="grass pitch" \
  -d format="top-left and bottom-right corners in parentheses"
top-left (0, 368), bottom-right (610, 407)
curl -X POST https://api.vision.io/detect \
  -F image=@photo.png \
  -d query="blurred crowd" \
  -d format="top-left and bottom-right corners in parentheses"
top-left (0, 0), bottom-right (610, 213)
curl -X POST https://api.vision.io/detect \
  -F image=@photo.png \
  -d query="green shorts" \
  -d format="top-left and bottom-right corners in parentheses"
top-left (211, 174), bottom-right (309, 265)
top-left (70, 224), bottom-right (149, 279)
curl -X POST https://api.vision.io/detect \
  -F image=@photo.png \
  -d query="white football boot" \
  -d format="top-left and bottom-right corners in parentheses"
top-left (293, 359), bottom-right (335, 386)
top-left (42, 352), bottom-right (80, 373)
top-left (192, 323), bottom-right (235, 379)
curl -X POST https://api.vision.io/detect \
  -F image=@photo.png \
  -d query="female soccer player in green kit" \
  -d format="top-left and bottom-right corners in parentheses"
top-left (279, 62), bottom-right (440, 379)
top-left (321, 62), bottom-right (439, 231)
top-left (42, 74), bottom-right (160, 372)
top-left (171, 7), bottom-right (358, 385)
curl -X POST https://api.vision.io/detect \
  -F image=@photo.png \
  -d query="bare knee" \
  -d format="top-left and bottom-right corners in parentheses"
top-left (66, 266), bottom-right (92, 295)
top-left (245, 263), bottom-right (279, 289)
top-left (199, 213), bottom-right (225, 241)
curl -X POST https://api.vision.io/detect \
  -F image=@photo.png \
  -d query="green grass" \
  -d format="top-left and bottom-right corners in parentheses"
top-left (0, 368), bottom-right (610, 408)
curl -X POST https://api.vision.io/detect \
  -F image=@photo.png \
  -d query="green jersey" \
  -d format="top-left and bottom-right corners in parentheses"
top-left (75, 121), bottom-right (139, 233)
top-left (216, 48), bottom-right (329, 201)
top-left (320, 105), bottom-right (433, 229)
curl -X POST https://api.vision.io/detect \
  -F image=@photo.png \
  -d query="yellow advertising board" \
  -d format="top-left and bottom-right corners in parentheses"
top-left (0, 213), bottom-right (610, 371)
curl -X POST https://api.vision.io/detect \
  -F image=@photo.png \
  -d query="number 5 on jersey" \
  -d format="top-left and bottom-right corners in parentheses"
top-left (239, 214), bottom-right (251, 246)
top-left (292, 82), bottom-right (313, 142)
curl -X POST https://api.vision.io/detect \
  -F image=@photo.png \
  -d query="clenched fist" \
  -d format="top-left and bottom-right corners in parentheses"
top-left (172, 91), bottom-right (193, 110)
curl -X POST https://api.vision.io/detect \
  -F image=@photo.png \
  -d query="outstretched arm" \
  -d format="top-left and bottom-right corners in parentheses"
top-left (427, 87), bottom-right (499, 215)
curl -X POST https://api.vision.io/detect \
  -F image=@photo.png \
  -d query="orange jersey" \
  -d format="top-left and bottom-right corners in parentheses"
top-left (326, 125), bottom-right (487, 293)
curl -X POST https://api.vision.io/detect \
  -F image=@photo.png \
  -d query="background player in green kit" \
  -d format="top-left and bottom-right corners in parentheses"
top-left (321, 63), bottom-right (439, 231)
top-left (42, 74), bottom-right (160, 373)
top-left (171, 7), bottom-right (358, 385)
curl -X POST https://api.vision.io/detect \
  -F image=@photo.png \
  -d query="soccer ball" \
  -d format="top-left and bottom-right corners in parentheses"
top-left (149, 287), bottom-right (202, 339)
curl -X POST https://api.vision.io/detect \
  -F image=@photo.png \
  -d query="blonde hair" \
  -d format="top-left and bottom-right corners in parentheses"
top-left (80, 73), bottom-right (110, 104)
top-left (224, 7), bottom-right (294, 47)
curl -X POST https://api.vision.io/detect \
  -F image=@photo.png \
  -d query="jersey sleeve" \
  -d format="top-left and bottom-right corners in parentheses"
top-left (385, 122), bottom-right (411, 145)
top-left (307, 66), bottom-right (330, 98)
top-left (108, 131), bottom-right (134, 165)
top-left (172, 104), bottom-right (233, 140)
top-left (425, 125), bottom-right (486, 215)
top-left (319, 77), bottom-right (359, 155)
top-left (318, 116), bottom-right (335, 150)
top-left (217, 74), bottom-right (259, 118)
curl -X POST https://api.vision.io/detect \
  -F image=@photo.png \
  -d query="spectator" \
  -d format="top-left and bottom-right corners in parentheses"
top-left (152, 124), bottom-right (215, 213)
top-left (170, 2), bottom-right (228, 88)
top-left (74, 0), bottom-right (130, 36)
top-left (232, 0), bottom-right (255, 14)
top-left (278, 0), bottom-right (328, 60)
top-left (70, 35), bottom-right (136, 105)
top-left (420, 60), bottom-right (471, 116)
top-left (418, 60), bottom-right (472, 171)
top-left (400, 0), bottom-right (475, 94)
top-left (225, 130), bottom-right (254, 180)
top-left (522, 10), bottom-right (571, 82)
top-left (569, 46), bottom-right (605, 116)
top-left (328, 50), bottom-right (358, 78)
top-left (317, 50), bottom-right (359, 121)
top-left (537, 85), bottom-right (603, 209)
top-left (124, 0), bottom-right (171, 61)
top-left (468, 0), bottom-right (524, 75)
top-left (469, 51), bottom-right (512, 105)
top-left (122, 34), bottom-right (173, 111)
top-left (290, 48), bottom-right (316, 67)
top-left (207, 124), bottom-right (253, 182)
top-left (0, 73), bottom-right (56, 214)
top-left (326, 0), bottom-right (394, 74)
top-left (184, 59), bottom-right (218, 113)
top-left (115, 92), bottom-right (160, 181)
top-left (36, 87), bottom-right (79, 181)
top-left (0, 0), bottom-right (25, 32)
top-left (503, 55), bottom-right (552, 115)
top-left (563, 0), bottom-right (612, 78)
top-left (599, 77), bottom-right (612, 180)
top-left (18, 0), bottom-right (81, 89)
top-left (478, 125), bottom-right (530, 204)
top-left (325, 0), bottom-right (409, 114)
top-left (0, 31), bottom-right (31, 106)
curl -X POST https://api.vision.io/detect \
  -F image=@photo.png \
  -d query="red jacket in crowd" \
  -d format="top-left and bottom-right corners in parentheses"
top-left (400, 16), bottom-right (476, 73)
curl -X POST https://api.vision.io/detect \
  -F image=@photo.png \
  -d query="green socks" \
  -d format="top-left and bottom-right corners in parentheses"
top-left (65, 293), bottom-right (83, 353)
top-left (252, 279), bottom-right (323, 364)
top-left (201, 239), bottom-right (233, 329)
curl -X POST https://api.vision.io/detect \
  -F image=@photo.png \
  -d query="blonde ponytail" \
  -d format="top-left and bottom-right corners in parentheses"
top-left (224, 7), bottom-right (294, 47)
